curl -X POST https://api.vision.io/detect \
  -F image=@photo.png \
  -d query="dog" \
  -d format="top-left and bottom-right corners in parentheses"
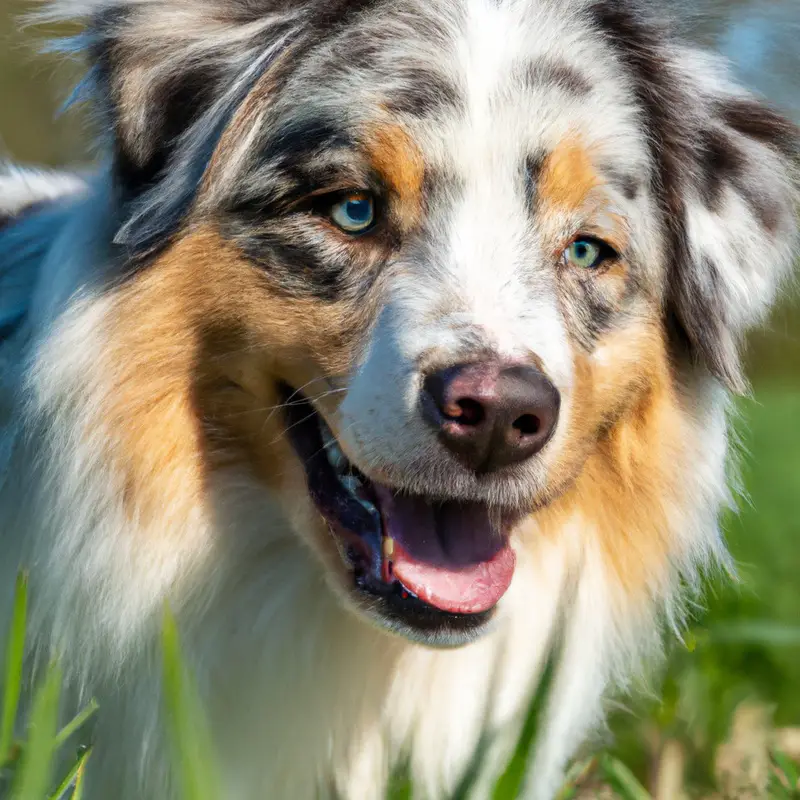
top-left (0, 0), bottom-right (797, 797)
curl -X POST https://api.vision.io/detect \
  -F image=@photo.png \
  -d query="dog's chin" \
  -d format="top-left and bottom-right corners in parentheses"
top-left (280, 384), bottom-right (542, 649)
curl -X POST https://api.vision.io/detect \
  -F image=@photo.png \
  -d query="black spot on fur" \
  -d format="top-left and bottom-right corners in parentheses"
top-left (698, 127), bottom-right (786, 234)
top-left (697, 127), bottom-right (744, 212)
top-left (223, 118), bottom-right (359, 220)
top-left (718, 98), bottom-right (800, 160)
top-left (744, 189), bottom-right (785, 235)
top-left (384, 71), bottom-right (464, 119)
top-left (222, 208), bottom-right (389, 304)
top-left (114, 75), bottom-right (265, 259)
top-left (581, 280), bottom-right (615, 341)
top-left (558, 270), bottom-right (619, 352)
top-left (670, 254), bottom-right (743, 390)
top-left (523, 153), bottom-right (544, 213)
top-left (307, 0), bottom-right (383, 32)
top-left (268, 118), bottom-right (355, 170)
top-left (230, 226), bottom-right (345, 301)
top-left (603, 168), bottom-right (640, 201)
top-left (114, 65), bottom-right (224, 200)
top-left (519, 58), bottom-right (592, 95)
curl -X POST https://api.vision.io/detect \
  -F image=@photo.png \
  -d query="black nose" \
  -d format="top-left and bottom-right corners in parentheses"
top-left (420, 361), bottom-right (560, 473)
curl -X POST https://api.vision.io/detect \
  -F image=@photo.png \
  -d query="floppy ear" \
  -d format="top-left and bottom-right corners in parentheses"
top-left (666, 50), bottom-right (799, 392)
top-left (36, 1), bottom-right (308, 257)
top-left (74, 1), bottom-right (302, 196)
top-left (41, 0), bottom-right (370, 254)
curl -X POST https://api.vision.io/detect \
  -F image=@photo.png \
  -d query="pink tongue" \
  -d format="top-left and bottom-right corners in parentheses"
top-left (373, 487), bottom-right (516, 615)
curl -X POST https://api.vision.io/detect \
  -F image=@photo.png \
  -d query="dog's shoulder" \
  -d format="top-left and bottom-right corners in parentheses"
top-left (0, 165), bottom-right (88, 343)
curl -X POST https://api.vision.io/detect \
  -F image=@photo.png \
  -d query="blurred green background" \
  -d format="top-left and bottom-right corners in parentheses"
top-left (1, 0), bottom-right (798, 796)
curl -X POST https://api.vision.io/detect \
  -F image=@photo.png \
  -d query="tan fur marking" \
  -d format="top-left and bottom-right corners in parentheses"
top-left (539, 137), bottom-right (601, 212)
top-left (538, 318), bottom-right (688, 605)
top-left (101, 226), bottom-right (371, 526)
top-left (101, 269), bottom-right (203, 526)
top-left (538, 138), bottom-right (631, 254)
top-left (365, 124), bottom-right (425, 229)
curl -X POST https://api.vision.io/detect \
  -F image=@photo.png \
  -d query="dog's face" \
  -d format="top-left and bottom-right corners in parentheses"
top-left (74, 0), bottom-right (797, 645)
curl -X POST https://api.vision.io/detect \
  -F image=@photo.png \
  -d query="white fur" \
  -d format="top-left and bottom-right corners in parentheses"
top-left (0, 164), bottom-right (86, 215)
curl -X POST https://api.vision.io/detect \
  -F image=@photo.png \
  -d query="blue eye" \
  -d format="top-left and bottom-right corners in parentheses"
top-left (563, 238), bottom-right (613, 269)
top-left (329, 192), bottom-right (376, 233)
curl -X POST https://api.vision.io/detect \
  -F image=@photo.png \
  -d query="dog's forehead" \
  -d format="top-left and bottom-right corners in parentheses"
top-left (272, 0), bottom-right (651, 182)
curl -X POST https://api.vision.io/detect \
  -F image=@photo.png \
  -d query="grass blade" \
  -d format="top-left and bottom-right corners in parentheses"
top-left (12, 662), bottom-right (62, 800)
top-left (1, 572), bottom-right (28, 766)
top-left (555, 757), bottom-right (598, 799)
top-left (162, 605), bottom-right (220, 800)
top-left (450, 731), bottom-right (493, 800)
top-left (706, 621), bottom-right (800, 647)
top-left (387, 757), bottom-right (413, 800)
top-left (492, 650), bottom-right (558, 799)
top-left (598, 754), bottom-right (652, 800)
top-left (48, 746), bottom-right (92, 800)
top-left (772, 748), bottom-right (799, 793)
top-left (71, 748), bottom-right (90, 800)
top-left (387, 772), bottom-right (412, 800)
top-left (53, 698), bottom-right (98, 750)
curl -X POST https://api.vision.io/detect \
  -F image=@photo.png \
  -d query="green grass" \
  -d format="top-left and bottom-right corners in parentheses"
top-left (0, 577), bottom-right (96, 800)
top-left (161, 606), bottom-right (221, 800)
top-left (1, 386), bottom-right (799, 798)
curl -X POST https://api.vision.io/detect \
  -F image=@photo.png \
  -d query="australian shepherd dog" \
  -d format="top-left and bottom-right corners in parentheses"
top-left (0, 0), bottom-right (797, 797)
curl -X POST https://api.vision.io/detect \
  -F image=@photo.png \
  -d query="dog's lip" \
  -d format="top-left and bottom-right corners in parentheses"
top-left (279, 383), bottom-right (519, 620)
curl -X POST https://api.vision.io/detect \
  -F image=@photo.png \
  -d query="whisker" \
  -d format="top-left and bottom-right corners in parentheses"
top-left (266, 409), bottom-right (320, 446)
top-left (221, 388), bottom-right (347, 420)
top-left (261, 377), bottom-right (346, 428)
top-left (302, 419), bottom-right (360, 470)
top-left (269, 419), bottom-right (360, 483)
top-left (259, 387), bottom-right (348, 437)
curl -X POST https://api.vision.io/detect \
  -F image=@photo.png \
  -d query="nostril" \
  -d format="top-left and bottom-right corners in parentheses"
top-left (421, 361), bottom-right (560, 472)
top-left (444, 398), bottom-right (485, 426)
top-left (512, 414), bottom-right (540, 437)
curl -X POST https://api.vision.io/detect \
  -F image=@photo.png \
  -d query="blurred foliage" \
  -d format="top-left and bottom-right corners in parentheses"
top-left (0, 3), bottom-right (86, 169)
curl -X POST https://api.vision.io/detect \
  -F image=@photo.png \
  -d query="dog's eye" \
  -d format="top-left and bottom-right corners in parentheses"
top-left (328, 192), bottom-right (376, 234)
top-left (563, 238), bottom-right (615, 269)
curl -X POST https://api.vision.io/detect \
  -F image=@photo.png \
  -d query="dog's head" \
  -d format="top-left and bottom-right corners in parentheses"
top-left (51, 0), bottom-right (798, 645)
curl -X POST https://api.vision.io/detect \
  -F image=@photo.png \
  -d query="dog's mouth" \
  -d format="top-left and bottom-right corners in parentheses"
top-left (281, 385), bottom-right (518, 639)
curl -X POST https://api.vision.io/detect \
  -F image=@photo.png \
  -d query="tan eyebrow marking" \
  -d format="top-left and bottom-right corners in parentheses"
top-left (538, 136), bottom-right (601, 212)
top-left (538, 136), bottom-right (631, 254)
top-left (364, 123), bottom-right (425, 231)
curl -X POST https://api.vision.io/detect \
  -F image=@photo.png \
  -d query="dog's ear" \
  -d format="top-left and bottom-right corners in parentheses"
top-left (664, 51), bottom-right (799, 393)
top-left (36, 1), bottom-right (308, 253)
top-left (43, 0), bottom-right (371, 254)
top-left (81, 2), bottom-right (300, 196)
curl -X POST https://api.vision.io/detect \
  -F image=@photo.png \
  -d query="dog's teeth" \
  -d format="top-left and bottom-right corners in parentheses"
top-left (383, 537), bottom-right (395, 559)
